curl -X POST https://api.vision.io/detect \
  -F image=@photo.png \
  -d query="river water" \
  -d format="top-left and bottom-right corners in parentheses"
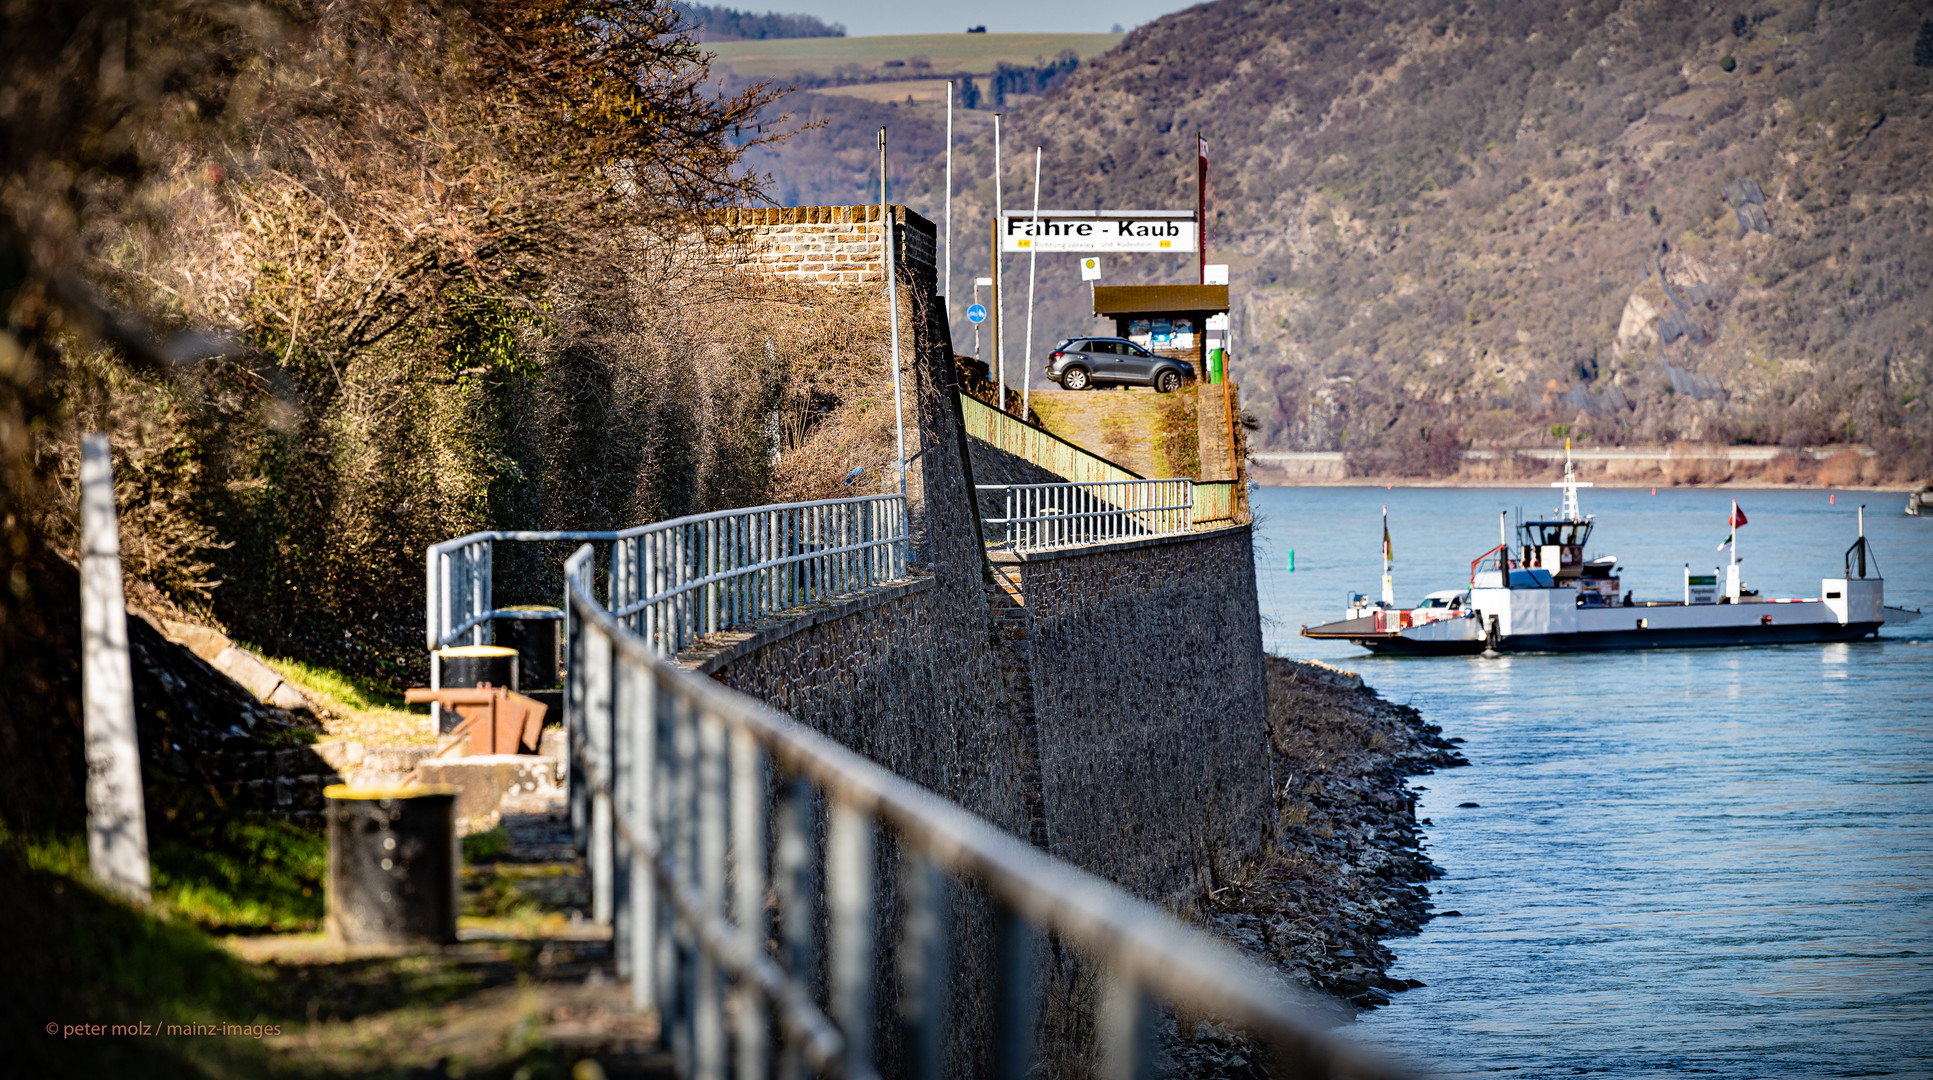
top-left (1249, 484), bottom-right (1933, 1079)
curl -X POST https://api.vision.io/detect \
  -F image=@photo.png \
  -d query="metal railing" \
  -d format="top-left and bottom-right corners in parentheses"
top-left (959, 392), bottom-right (1144, 486)
top-left (564, 548), bottom-right (1409, 1080)
top-left (1192, 479), bottom-right (1237, 525)
top-left (426, 495), bottom-right (909, 659)
top-left (979, 479), bottom-right (1194, 553)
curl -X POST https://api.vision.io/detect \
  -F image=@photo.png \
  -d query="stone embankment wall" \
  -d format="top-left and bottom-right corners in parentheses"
top-left (987, 526), bottom-right (1270, 900)
top-left (703, 205), bottom-right (1272, 908)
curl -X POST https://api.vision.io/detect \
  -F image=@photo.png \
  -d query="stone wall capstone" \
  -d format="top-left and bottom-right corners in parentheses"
top-left (714, 205), bottom-right (936, 292)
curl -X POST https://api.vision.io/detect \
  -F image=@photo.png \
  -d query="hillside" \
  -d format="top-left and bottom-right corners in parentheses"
top-left (707, 32), bottom-right (1121, 82)
top-left (726, 32), bottom-right (1115, 205)
top-left (891, 0), bottom-right (1933, 479)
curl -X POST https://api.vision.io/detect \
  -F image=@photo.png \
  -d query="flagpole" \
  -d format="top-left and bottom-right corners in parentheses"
top-left (943, 80), bottom-right (953, 319)
top-left (1197, 131), bottom-right (1207, 286)
top-left (993, 113), bottom-right (1005, 412)
top-left (880, 129), bottom-right (907, 495)
top-left (1730, 498), bottom-right (1739, 601)
top-left (1382, 505), bottom-right (1394, 607)
top-left (1023, 145), bottom-right (1042, 421)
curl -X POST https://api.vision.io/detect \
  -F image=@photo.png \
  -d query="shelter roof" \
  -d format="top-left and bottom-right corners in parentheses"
top-left (1092, 284), bottom-right (1229, 317)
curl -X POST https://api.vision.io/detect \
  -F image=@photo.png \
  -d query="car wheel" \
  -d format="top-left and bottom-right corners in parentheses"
top-left (1155, 369), bottom-right (1181, 393)
top-left (1063, 367), bottom-right (1090, 391)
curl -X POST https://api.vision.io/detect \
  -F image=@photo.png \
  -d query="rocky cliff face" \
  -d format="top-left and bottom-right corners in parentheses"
top-left (900, 0), bottom-right (1932, 476)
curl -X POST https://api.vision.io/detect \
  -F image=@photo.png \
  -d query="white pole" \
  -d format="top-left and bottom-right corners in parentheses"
top-left (80, 433), bottom-right (150, 903)
top-left (1382, 504), bottom-right (1395, 607)
top-left (1023, 145), bottom-right (1042, 419)
top-left (972, 280), bottom-right (982, 360)
top-left (1729, 498), bottom-right (1739, 600)
top-left (993, 113), bottom-right (1005, 412)
top-left (880, 129), bottom-right (907, 494)
top-left (944, 80), bottom-right (953, 318)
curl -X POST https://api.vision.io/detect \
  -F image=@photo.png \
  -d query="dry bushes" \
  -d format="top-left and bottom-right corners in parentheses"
top-left (5, 0), bottom-right (803, 681)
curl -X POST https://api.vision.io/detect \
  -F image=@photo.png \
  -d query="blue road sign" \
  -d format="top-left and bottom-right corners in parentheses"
top-left (966, 303), bottom-right (988, 323)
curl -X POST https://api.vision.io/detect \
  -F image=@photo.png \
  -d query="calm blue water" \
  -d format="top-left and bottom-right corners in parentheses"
top-left (1250, 485), bottom-right (1933, 1079)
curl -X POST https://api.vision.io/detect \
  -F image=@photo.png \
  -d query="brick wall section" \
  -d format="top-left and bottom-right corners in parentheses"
top-left (988, 525), bottom-right (1271, 902)
top-left (715, 205), bottom-right (936, 292)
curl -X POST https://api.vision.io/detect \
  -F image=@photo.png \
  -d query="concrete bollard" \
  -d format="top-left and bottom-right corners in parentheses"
top-left (324, 785), bottom-right (458, 945)
top-left (434, 645), bottom-right (518, 733)
top-left (494, 608), bottom-right (560, 689)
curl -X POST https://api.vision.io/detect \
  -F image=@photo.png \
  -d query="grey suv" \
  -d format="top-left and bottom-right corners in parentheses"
top-left (1045, 337), bottom-right (1195, 393)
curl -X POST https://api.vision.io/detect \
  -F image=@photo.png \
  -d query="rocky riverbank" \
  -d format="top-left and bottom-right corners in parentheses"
top-left (1202, 656), bottom-right (1467, 1011)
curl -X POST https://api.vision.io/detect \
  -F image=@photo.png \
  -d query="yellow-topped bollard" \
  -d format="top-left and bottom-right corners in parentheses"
top-left (324, 784), bottom-right (459, 945)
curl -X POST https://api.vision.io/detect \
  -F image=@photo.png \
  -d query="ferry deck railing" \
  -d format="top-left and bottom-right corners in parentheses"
top-left (562, 542), bottom-right (1410, 1079)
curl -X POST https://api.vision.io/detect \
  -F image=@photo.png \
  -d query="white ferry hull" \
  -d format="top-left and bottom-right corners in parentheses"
top-left (1303, 580), bottom-right (1918, 655)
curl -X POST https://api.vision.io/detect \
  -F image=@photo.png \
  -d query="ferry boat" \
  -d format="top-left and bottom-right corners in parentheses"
top-left (1302, 450), bottom-right (1923, 655)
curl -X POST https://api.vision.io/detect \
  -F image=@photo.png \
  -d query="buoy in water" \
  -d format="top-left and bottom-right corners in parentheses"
top-left (1289, 549), bottom-right (1295, 572)
top-left (1830, 493), bottom-right (1836, 504)
top-left (1651, 487), bottom-right (1656, 495)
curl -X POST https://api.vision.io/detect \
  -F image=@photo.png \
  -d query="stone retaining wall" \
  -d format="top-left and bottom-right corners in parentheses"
top-left (714, 205), bottom-right (936, 292)
top-left (987, 525), bottom-right (1271, 901)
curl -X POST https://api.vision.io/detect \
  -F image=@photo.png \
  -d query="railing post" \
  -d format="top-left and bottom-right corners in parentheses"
top-left (827, 797), bottom-right (876, 1077)
top-left (731, 728), bottom-right (771, 1076)
top-left (992, 902), bottom-right (1041, 1077)
top-left (587, 620), bottom-right (615, 926)
top-left (695, 709), bottom-right (728, 1078)
top-left (475, 539), bottom-right (493, 646)
top-left (1097, 973), bottom-right (1156, 1080)
top-left (627, 658), bottom-right (659, 1015)
top-left (774, 775), bottom-right (818, 1080)
top-left (668, 684), bottom-right (699, 1067)
top-left (566, 547), bottom-right (593, 855)
top-left (613, 637), bottom-right (637, 980)
top-left (705, 518), bottom-right (719, 640)
top-left (898, 852), bottom-right (950, 1080)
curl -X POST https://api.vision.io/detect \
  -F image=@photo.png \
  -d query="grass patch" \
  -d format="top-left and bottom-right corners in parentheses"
top-left (1158, 389), bottom-right (1201, 478)
top-left (264, 654), bottom-right (435, 748)
top-left (17, 794), bottom-right (326, 934)
top-left (462, 825), bottom-right (510, 862)
top-left (1, 838), bottom-right (285, 1078)
top-left (263, 654), bottom-right (410, 713)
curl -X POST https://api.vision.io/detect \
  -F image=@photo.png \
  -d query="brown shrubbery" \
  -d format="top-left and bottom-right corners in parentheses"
top-left (0, 1), bottom-right (907, 685)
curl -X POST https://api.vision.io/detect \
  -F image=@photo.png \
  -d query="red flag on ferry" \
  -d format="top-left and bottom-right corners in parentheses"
top-left (1730, 505), bottom-right (1748, 528)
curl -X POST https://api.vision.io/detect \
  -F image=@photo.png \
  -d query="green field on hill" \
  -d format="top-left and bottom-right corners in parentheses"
top-left (706, 32), bottom-right (1123, 82)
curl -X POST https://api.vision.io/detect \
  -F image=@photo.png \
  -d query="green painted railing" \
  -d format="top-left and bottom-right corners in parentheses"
top-left (960, 394), bottom-right (1143, 485)
top-left (1192, 480), bottom-right (1236, 525)
top-left (963, 394), bottom-right (1241, 528)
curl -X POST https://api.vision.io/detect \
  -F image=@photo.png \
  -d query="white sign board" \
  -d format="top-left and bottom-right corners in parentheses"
top-left (1204, 263), bottom-right (1229, 286)
top-left (1080, 257), bottom-right (1101, 281)
top-left (1001, 211), bottom-right (1198, 253)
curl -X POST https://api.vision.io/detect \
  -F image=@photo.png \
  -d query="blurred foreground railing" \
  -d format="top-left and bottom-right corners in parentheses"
top-left (979, 479), bottom-right (1194, 553)
top-left (563, 546), bottom-right (1411, 1080)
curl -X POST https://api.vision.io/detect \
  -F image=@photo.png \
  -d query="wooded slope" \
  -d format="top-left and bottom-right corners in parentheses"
top-left (900, 0), bottom-right (1933, 475)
